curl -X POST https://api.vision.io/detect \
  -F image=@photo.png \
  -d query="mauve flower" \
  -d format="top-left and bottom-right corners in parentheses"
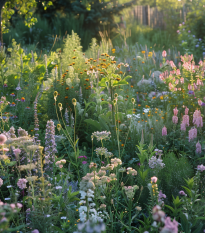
top-left (172, 116), bottom-right (178, 124)
top-left (185, 107), bottom-right (189, 115)
top-left (17, 178), bottom-right (28, 189)
top-left (179, 190), bottom-right (187, 196)
top-left (0, 134), bottom-right (7, 145)
top-left (162, 126), bottom-right (167, 136)
top-left (197, 164), bottom-right (205, 172)
top-left (82, 161), bottom-right (87, 164)
top-left (160, 217), bottom-right (178, 233)
top-left (193, 110), bottom-right (203, 127)
top-left (32, 230), bottom-right (39, 233)
top-left (196, 141), bottom-right (202, 154)
top-left (158, 190), bottom-right (166, 202)
top-left (189, 127), bottom-right (197, 142)
top-left (182, 115), bottom-right (189, 126)
top-left (188, 84), bottom-right (192, 90)
top-left (173, 107), bottom-right (178, 116)
top-left (181, 122), bottom-right (186, 131)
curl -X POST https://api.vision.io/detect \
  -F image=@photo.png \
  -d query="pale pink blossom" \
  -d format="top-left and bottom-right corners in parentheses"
top-left (193, 110), bottom-right (203, 127)
top-left (32, 230), bottom-right (40, 233)
top-left (189, 127), bottom-right (197, 142)
top-left (160, 217), bottom-right (178, 233)
top-left (198, 99), bottom-right (202, 106)
top-left (0, 178), bottom-right (3, 187)
top-left (152, 205), bottom-right (165, 222)
top-left (172, 116), bottom-right (178, 124)
top-left (151, 176), bottom-right (158, 183)
top-left (196, 78), bottom-right (202, 85)
top-left (180, 77), bottom-right (184, 84)
top-left (162, 50), bottom-right (167, 57)
top-left (0, 134), bottom-right (7, 145)
top-left (197, 164), bottom-right (205, 172)
top-left (188, 84), bottom-right (192, 90)
top-left (185, 107), bottom-right (189, 115)
top-left (10, 204), bottom-right (15, 209)
top-left (176, 69), bottom-right (181, 75)
top-left (162, 126), bottom-right (167, 136)
top-left (182, 115), bottom-right (189, 126)
top-left (180, 122), bottom-right (186, 131)
top-left (16, 203), bottom-right (23, 208)
top-left (17, 178), bottom-right (28, 189)
top-left (196, 141), bottom-right (202, 154)
top-left (169, 61), bottom-right (176, 68)
top-left (173, 107), bottom-right (178, 116)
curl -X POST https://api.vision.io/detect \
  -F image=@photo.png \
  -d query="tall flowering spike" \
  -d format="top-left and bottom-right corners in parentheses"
top-left (162, 50), bottom-right (167, 57)
top-left (182, 115), bottom-right (189, 126)
top-left (193, 109), bottom-right (203, 127)
top-left (173, 107), bottom-right (178, 116)
top-left (185, 107), bottom-right (189, 115)
top-left (162, 126), bottom-right (167, 136)
top-left (44, 120), bottom-right (58, 173)
top-left (189, 127), bottom-right (197, 142)
top-left (180, 122), bottom-right (186, 131)
top-left (172, 116), bottom-right (178, 124)
top-left (196, 141), bottom-right (202, 154)
top-left (34, 93), bottom-right (40, 144)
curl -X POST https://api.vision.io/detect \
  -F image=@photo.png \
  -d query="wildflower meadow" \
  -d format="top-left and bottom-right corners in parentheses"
top-left (0, 0), bottom-right (205, 232)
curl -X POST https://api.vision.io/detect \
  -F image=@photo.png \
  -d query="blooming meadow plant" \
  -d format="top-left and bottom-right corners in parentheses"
top-left (0, 18), bottom-right (205, 232)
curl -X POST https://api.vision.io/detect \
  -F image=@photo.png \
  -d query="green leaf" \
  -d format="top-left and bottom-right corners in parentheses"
top-left (164, 204), bottom-right (175, 213)
top-left (7, 161), bottom-right (17, 166)
top-left (84, 119), bottom-right (102, 131)
top-left (180, 212), bottom-right (190, 233)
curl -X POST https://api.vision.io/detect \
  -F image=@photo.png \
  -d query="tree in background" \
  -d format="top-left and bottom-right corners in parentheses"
top-left (0, 0), bottom-right (53, 47)
top-left (34, 0), bottom-right (137, 45)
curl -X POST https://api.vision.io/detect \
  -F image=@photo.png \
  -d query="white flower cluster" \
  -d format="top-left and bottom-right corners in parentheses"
top-left (79, 189), bottom-right (107, 223)
top-left (148, 156), bottom-right (165, 170)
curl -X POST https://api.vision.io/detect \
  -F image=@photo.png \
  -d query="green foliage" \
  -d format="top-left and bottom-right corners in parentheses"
top-left (158, 152), bottom-right (194, 203)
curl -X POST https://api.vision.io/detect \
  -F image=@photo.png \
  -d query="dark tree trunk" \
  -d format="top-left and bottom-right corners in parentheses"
top-left (0, 0), bottom-right (7, 48)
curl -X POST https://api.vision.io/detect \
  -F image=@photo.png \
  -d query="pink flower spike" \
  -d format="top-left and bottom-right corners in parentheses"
top-left (162, 50), bottom-right (167, 57)
top-left (160, 217), bottom-right (178, 233)
top-left (196, 141), bottom-right (202, 154)
top-left (162, 126), bottom-right (167, 136)
top-left (173, 107), bottom-right (178, 116)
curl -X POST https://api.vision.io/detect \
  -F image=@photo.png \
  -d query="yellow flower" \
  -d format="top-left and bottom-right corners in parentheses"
top-left (112, 48), bottom-right (116, 53)
top-left (72, 98), bottom-right (77, 106)
top-left (141, 51), bottom-right (145, 54)
top-left (160, 96), bottom-right (163, 100)
top-left (76, 209), bottom-right (78, 211)
top-left (54, 91), bottom-right (58, 100)
top-left (68, 220), bottom-right (70, 223)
